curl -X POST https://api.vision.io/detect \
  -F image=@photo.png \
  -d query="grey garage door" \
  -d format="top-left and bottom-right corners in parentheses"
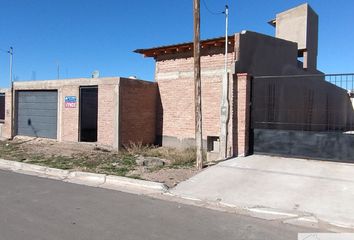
top-left (16, 90), bottom-right (58, 139)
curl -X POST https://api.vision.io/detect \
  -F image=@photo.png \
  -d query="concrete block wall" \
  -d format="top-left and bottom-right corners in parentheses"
top-left (155, 46), bottom-right (235, 149)
top-left (119, 78), bottom-right (157, 147)
top-left (235, 31), bottom-right (301, 76)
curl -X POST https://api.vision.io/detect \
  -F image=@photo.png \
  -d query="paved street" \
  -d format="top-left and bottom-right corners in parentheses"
top-left (0, 170), bottom-right (317, 240)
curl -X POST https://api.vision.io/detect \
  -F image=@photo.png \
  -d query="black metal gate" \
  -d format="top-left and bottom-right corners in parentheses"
top-left (250, 73), bottom-right (354, 162)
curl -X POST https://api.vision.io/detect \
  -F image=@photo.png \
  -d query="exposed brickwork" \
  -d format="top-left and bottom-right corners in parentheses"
top-left (153, 42), bottom-right (253, 158)
top-left (3, 78), bottom-right (156, 150)
top-left (227, 74), bottom-right (237, 157)
top-left (97, 83), bottom-right (118, 147)
top-left (156, 78), bottom-right (194, 139)
top-left (119, 78), bottom-right (157, 146)
top-left (236, 73), bottom-right (251, 156)
top-left (0, 49), bottom-right (252, 159)
top-left (155, 47), bottom-right (235, 145)
top-left (61, 86), bottom-right (79, 142)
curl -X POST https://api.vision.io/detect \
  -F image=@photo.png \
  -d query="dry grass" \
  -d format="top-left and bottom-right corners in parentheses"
top-left (0, 140), bottom-right (137, 176)
top-left (0, 139), bottom-right (198, 184)
top-left (123, 142), bottom-right (196, 167)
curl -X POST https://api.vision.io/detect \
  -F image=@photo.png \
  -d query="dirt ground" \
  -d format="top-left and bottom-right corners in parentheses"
top-left (0, 137), bottom-right (200, 188)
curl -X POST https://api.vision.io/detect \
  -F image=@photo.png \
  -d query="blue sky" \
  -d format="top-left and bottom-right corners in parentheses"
top-left (0, 0), bottom-right (353, 87)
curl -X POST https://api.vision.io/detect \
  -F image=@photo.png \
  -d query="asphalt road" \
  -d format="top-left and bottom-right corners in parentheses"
top-left (0, 170), bottom-right (317, 240)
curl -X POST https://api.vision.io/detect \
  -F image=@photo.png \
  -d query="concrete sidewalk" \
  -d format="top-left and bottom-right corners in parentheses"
top-left (171, 155), bottom-right (354, 230)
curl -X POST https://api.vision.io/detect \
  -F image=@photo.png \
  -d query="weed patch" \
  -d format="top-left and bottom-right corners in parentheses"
top-left (0, 139), bottom-right (198, 186)
top-left (124, 142), bottom-right (197, 167)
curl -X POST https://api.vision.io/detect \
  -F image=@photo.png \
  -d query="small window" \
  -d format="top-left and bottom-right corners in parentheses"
top-left (207, 136), bottom-right (220, 152)
top-left (0, 93), bottom-right (5, 123)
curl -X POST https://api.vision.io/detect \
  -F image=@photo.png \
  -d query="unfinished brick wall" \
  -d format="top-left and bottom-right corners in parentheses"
top-left (119, 78), bottom-right (157, 147)
top-left (155, 46), bottom-right (235, 148)
top-left (97, 83), bottom-right (118, 147)
top-left (60, 85), bottom-right (79, 142)
top-left (58, 78), bottom-right (120, 146)
top-left (227, 73), bottom-right (237, 157)
top-left (236, 73), bottom-right (251, 156)
top-left (1, 78), bottom-right (159, 151)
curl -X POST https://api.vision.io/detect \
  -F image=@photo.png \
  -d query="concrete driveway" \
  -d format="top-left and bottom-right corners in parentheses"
top-left (171, 155), bottom-right (354, 230)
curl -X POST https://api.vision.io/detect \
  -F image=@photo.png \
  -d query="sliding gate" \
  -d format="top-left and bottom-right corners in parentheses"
top-left (250, 73), bottom-right (354, 162)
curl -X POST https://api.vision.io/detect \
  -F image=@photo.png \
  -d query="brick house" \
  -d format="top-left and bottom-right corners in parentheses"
top-left (2, 3), bottom-right (346, 162)
top-left (0, 77), bottom-right (157, 149)
top-left (135, 3), bottom-right (321, 160)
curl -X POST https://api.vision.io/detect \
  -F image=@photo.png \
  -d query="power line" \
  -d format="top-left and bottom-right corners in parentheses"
top-left (201, 0), bottom-right (224, 15)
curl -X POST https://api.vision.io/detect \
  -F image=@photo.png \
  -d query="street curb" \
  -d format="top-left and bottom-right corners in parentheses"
top-left (0, 158), bottom-right (168, 194)
top-left (103, 175), bottom-right (169, 191)
top-left (166, 192), bottom-right (354, 232)
top-left (2, 158), bottom-right (352, 232)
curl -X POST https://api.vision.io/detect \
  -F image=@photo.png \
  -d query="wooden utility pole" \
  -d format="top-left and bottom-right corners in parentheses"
top-left (193, 0), bottom-right (203, 169)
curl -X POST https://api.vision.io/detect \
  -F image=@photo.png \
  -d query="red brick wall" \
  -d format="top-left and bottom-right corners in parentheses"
top-left (155, 46), bottom-right (235, 146)
top-left (236, 73), bottom-right (251, 156)
top-left (119, 78), bottom-right (157, 146)
top-left (60, 78), bottom-right (120, 147)
top-left (97, 83), bottom-right (118, 147)
top-left (227, 73), bottom-right (237, 157)
top-left (61, 86), bottom-right (79, 142)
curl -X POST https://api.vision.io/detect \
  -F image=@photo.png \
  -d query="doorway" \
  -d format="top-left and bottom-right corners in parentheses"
top-left (79, 86), bottom-right (98, 142)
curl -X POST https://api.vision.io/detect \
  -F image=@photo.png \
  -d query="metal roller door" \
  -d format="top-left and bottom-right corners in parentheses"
top-left (16, 90), bottom-right (58, 139)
